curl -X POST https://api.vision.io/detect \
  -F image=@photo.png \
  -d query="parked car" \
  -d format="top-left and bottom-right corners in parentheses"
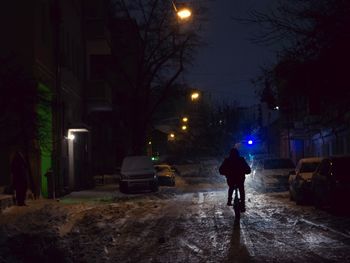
top-left (119, 156), bottom-right (158, 193)
top-left (312, 156), bottom-right (350, 212)
top-left (289, 157), bottom-right (322, 204)
top-left (154, 164), bottom-right (176, 186)
top-left (255, 158), bottom-right (295, 191)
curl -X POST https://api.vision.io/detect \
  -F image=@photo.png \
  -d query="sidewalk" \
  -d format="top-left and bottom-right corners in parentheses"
top-left (60, 184), bottom-right (120, 204)
top-left (1, 183), bottom-right (120, 212)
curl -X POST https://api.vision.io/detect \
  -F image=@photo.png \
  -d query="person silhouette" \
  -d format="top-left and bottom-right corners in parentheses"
top-left (222, 148), bottom-right (251, 212)
top-left (11, 151), bottom-right (29, 206)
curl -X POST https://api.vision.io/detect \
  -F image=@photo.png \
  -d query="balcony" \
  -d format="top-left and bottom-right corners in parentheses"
top-left (86, 80), bottom-right (112, 112)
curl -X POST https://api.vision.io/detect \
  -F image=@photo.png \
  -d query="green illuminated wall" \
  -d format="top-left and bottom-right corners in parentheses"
top-left (37, 83), bottom-right (52, 198)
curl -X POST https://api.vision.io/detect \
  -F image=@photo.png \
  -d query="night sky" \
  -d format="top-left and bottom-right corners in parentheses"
top-left (186, 0), bottom-right (277, 106)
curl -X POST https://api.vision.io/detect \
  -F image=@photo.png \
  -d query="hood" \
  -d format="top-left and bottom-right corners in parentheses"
top-left (121, 156), bottom-right (155, 175)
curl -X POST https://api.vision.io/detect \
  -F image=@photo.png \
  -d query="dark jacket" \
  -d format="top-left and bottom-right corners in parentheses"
top-left (219, 149), bottom-right (251, 184)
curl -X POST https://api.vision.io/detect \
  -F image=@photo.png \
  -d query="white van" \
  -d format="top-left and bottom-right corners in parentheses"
top-left (119, 156), bottom-right (158, 193)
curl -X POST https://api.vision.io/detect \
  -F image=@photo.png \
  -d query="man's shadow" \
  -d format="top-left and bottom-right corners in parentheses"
top-left (225, 219), bottom-right (253, 263)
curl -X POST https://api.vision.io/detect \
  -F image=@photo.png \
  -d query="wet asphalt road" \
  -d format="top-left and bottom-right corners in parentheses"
top-left (1, 164), bottom-right (350, 262)
top-left (98, 165), bottom-right (350, 263)
top-left (105, 176), bottom-right (350, 263)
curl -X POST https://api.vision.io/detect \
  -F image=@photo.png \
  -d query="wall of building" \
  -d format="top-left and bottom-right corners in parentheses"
top-left (0, 0), bottom-right (54, 197)
top-left (281, 124), bottom-right (350, 165)
top-left (0, 0), bottom-right (35, 68)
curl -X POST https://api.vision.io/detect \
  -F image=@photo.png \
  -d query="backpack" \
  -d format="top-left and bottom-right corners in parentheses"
top-left (219, 158), bottom-right (231, 176)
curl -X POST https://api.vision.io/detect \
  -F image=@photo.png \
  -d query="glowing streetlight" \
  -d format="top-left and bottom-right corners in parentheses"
top-left (168, 133), bottom-right (176, 141)
top-left (172, 1), bottom-right (192, 20)
top-left (182, 117), bottom-right (188, 122)
top-left (191, 92), bottom-right (200, 101)
top-left (177, 8), bottom-right (192, 20)
top-left (181, 125), bottom-right (187, 131)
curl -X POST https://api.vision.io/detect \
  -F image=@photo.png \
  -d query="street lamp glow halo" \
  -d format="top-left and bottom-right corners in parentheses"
top-left (177, 8), bottom-right (192, 20)
top-left (191, 92), bottom-right (200, 101)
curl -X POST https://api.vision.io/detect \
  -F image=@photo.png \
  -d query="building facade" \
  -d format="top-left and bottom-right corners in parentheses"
top-left (0, 0), bottom-right (113, 197)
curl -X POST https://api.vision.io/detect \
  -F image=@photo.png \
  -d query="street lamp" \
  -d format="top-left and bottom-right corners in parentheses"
top-left (191, 92), bottom-right (200, 101)
top-left (168, 133), bottom-right (176, 141)
top-left (181, 125), bottom-right (187, 131)
top-left (177, 8), bottom-right (192, 20)
top-left (182, 117), bottom-right (188, 122)
top-left (172, 1), bottom-right (192, 20)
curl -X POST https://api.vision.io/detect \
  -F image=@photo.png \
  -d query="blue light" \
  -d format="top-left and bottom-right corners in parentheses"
top-left (248, 140), bottom-right (253, 145)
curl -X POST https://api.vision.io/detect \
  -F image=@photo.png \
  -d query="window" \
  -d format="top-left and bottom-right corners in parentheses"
top-left (155, 166), bottom-right (171, 173)
top-left (300, 162), bottom-right (320, 173)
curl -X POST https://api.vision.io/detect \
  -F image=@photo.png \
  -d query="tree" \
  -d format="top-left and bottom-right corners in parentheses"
top-left (108, 0), bottom-right (205, 154)
top-left (246, 0), bottom-right (350, 121)
top-left (190, 102), bottom-right (251, 156)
